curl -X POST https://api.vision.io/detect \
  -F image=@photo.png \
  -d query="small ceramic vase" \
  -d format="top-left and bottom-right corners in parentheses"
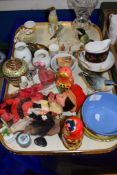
top-left (14, 42), bottom-right (33, 69)
top-left (33, 49), bottom-right (51, 68)
top-left (2, 57), bottom-right (28, 87)
top-left (61, 116), bottom-right (84, 151)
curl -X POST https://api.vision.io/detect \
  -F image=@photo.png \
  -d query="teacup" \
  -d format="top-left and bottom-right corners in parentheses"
top-left (85, 39), bottom-right (111, 63)
top-left (85, 48), bottom-right (109, 63)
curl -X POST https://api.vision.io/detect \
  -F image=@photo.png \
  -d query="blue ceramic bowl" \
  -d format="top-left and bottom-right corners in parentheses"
top-left (82, 92), bottom-right (117, 135)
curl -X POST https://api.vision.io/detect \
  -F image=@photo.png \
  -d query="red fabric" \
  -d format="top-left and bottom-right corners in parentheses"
top-left (19, 84), bottom-right (44, 99)
top-left (22, 101), bottom-right (33, 117)
top-left (70, 84), bottom-right (86, 112)
top-left (0, 83), bottom-right (44, 123)
top-left (1, 113), bottom-right (14, 122)
top-left (11, 98), bottom-right (21, 123)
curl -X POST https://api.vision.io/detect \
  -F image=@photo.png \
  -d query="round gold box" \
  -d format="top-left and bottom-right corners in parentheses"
top-left (2, 58), bottom-right (28, 87)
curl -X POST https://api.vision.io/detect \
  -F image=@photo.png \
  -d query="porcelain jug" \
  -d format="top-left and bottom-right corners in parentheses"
top-left (14, 42), bottom-right (32, 69)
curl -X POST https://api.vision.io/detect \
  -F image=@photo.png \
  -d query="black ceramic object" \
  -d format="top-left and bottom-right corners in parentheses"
top-left (34, 137), bottom-right (47, 147)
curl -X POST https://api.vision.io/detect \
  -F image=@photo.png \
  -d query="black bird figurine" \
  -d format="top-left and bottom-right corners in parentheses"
top-left (79, 72), bottom-right (115, 92)
top-left (77, 28), bottom-right (93, 44)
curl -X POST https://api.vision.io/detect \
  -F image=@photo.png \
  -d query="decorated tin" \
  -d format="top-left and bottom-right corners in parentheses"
top-left (2, 57), bottom-right (28, 87)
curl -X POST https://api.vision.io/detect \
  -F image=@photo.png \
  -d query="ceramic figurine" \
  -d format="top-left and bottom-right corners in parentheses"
top-left (56, 67), bottom-right (74, 91)
top-left (38, 66), bottom-right (55, 87)
top-left (79, 72), bottom-right (114, 92)
top-left (48, 7), bottom-right (58, 36)
top-left (2, 57), bottom-right (28, 87)
top-left (14, 41), bottom-right (33, 70)
top-left (61, 116), bottom-right (84, 150)
top-left (77, 28), bottom-right (90, 44)
top-left (50, 24), bottom-right (63, 40)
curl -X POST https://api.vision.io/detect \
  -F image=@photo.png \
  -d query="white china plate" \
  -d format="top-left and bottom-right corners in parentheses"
top-left (79, 51), bottom-right (115, 72)
top-left (51, 52), bottom-right (77, 72)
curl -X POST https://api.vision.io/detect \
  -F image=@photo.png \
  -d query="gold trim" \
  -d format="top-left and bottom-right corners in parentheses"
top-left (84, 127), bottom-right (117, 141)
top-left (0, 134), bottom-right (117, 155)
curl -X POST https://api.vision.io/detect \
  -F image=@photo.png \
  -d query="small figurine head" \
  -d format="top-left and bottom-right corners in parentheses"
top-left (64, 116), bottom-right (84, 140)
top-left (59, 67), bottom-right (72, 78)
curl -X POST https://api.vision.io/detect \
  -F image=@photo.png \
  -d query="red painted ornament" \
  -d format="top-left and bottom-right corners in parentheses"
top-left (56, 67), bottom-right (74, 90)
top-left (61, 116), bottom-right (84, 150)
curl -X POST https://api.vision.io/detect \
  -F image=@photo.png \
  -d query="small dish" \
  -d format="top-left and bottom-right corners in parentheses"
top-left (82, 92), bottom-right (117, 136)
top-left (51, 52), bottom-right (77, 72)
top-left (79, 51), bottom-right (115, 72)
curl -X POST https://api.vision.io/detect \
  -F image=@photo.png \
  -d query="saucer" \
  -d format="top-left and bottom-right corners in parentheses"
top-left (79, 51), bottom-right (115, 72)
top-left (51, 52), bottom-right (77, 72)
top-left (82, 92), bottom-right (117, 135)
